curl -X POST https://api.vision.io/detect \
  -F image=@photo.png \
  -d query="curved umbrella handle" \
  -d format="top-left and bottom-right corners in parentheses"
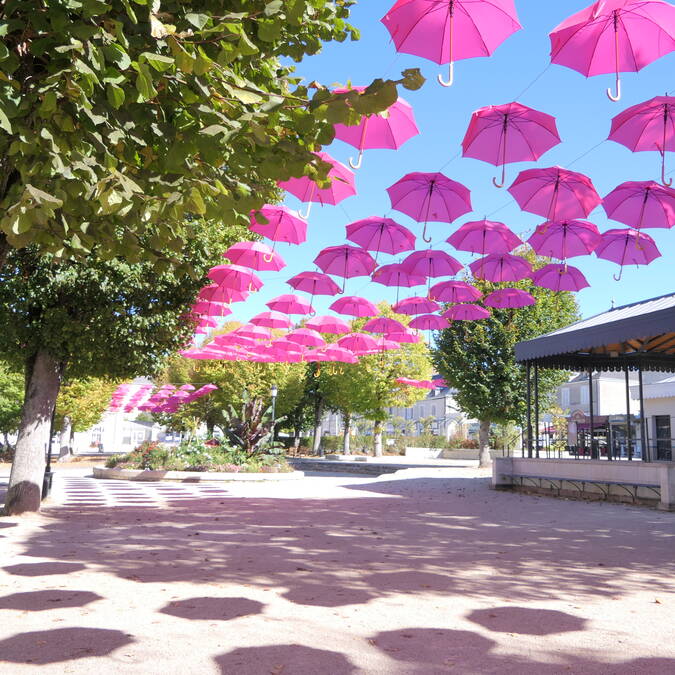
top-left (606, 76), bottom-right (621, 102)
top-left (298, 202), bottom-right (313, 219)
top-left (437, 61), bottom-right (455, 88)
top-left (349, 150), bottom-right (364, 170)
top-left (315, 365), bottom-right (321, 377)
top-left (613, 268), bottom-right (624, 282)
top-left (492, 164), bottom-right (506, 189)
top-left (422, 222), bottom-right (432, 243)
top-left (661, 154), bottom-right (673, 187)
top-left (263, 252), bottom-right (274, 263)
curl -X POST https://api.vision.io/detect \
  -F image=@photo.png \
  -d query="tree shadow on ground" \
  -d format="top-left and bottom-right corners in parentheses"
top-left (467, 606), bottom-right (587, 635)
top-left (214, 644), bottom-right (357, 675)
top-left (159, 596), bottom-right (264, 621)
top-left (0, 627), bottom-right (133, 665)
top-left (0, 590), bottom-right (102, 612)
top-left (2, 561), bottom-right (86, 576)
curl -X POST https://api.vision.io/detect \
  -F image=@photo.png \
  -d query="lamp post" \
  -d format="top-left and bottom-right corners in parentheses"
top-left (270, 385), bottom-right (278, 425)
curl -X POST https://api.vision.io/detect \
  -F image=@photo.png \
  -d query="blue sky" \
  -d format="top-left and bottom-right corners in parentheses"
top-left (226, 0), bottom-right (675, 328)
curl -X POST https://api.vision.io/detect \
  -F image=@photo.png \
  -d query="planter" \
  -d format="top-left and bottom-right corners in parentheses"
top-left (93, 467), bottom-right (304, 482)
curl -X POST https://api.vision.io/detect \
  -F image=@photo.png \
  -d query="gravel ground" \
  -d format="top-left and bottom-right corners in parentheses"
top-left (0, 465), bottom-right (674, 674)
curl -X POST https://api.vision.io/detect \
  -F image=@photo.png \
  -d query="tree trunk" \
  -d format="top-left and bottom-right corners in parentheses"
top-left (4, 350), bottom-right (63, 515)
top-left (342, 413), bottom-right (351, 455)
top-left (312, 398), bottom-right (324, 456)
top-left (2, 432), bottom-right (9, 449)
top-left (478, 419), bottom-right (492, 468)
top-left (59, 416), bottom-right (72, 458)
top-left (373, 420), bottom-right (383, 457)
top-left (293, 427), bottom-right (301, 454)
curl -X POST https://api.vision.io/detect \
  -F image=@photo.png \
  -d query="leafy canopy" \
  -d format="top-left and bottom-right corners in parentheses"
top-left (56, 377), bottom-right (119, 433)
top-left (0, 359), bottom-right (23, 437)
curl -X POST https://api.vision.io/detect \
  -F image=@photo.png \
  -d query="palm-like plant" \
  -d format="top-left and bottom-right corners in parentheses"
top-left (221, 395), bottom-right (285, 457)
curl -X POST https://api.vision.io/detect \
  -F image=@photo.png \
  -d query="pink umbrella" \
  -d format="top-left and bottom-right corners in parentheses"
top-left (608, 96), bottom-right (675, 185)
top-left (409, 314), bottom-right (449, 331)
top-left (250, 311), bottom-right (293, 329)
top-left (531, 263), bottom-right (590, 292)
top-left (402, 249), bottom-right (462, 278)
top-left (550, 0), bottom-right (675, 101)
top-left (346, 217), bottom-right (416, 255)
top-left (594, 228), bottom-right (661, 279)
top-left (381, 0), bottom-right (522, 87)
top-left (387, 172), bottom-right (472, 242)
top-left (198, 284), bottom-right (248, 304)
top-left (333, 87), bottom-right (419, 169)
top-left (286, 328), bottom-right (326, 348)
top-left (386, 330), bottom-right (422, 344)
top-left (527, 220), bottom-right (601, 259)
top-left (508, 167), bottom-right (602, 221)
top-left (266, 294), bottom-right (313, 316)
top-left (373, 337), bottom-right (402, 352)
top-left (372, 263), bottom-right (426, 288)
top-left (223, 241), bottom-right (286, 271)
top-left (191, 301), bottom-right (232, 317)
top-left (249, 205), bottom-right (307, 245)
top-left (320, 345), bottom-right (359, 364)
top-left (213, 333), bottom-right (256, 348)
top-left (197, 317), bottom-right (218, 328)
top-left (393, 296), bottom-right (440, 315)
top-left (447, 219), bottom-right (521, 255)
top-left (462, 102), bottom-right (561, 187)
top-left (278, 151), bottom-right (356, 218)
top-left (330, 296), bottom-right (378, 318)
top-left (429, 280), bottom-right (482, 303)
top-left (235, 324), bottom-right (272, 340)
top-left (362, 317), bottom-right (407, 334)
top-left (207, 264), bottom-right (263, 292)
top-left (484, 288), bottom-right (536, 309)
top-left (270, 338), bottom-right (306, 354)
top-left (396, 377), bottom-right (435, 389)
top-left (603, 181), bottom-right (675, 229)
top-left (314, 245), bottom-right (377, 292)
top-left (287, 271), bottom-right (341, 296)
top-left (338, 332), bottom-right (379, 353)
top-left (442, 304), bottom-right (491, 321)
top-left (305, 314), bottom-right (351, 335)
top-left (470, 253), bottom-right (531, 283)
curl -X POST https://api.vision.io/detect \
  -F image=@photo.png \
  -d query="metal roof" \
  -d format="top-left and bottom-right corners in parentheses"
top-left (515, 291), bottom-right (675, 372)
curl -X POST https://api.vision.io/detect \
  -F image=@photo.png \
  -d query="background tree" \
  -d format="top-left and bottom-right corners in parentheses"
top-left (433, 264), bottom-right (579, 468)
top-left (0, 359), bottom-right (23, 449)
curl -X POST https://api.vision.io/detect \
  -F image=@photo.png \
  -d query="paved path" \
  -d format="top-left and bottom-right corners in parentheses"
top-left (1, 466), bottom-right (674, 674)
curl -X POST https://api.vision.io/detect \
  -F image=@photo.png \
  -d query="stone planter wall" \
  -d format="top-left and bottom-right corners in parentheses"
top-left (93, 467), bottom-right (304, 482)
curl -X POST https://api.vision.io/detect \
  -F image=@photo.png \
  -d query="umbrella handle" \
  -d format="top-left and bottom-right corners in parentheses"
top-left (422, 222), bottom-right (432, 243)
top-left (613, 268), bottom-right (623, 282)
top-left (298, 202), bottom-right (313, 219)
top-left (606, 77), bottom-right (621, 102)
top-left (349, 151), bottom-right (364, 170)
top-left (263, 252), bottom-right (274, 263)
top-left (661, 154), bottom-right (673, 187)
top-left (492, 164), bottom-right (506, 189)
top-left (607, 16), bottom-right (621, 102)
top-left (437, 61), bottom-right (455, 88)
top-left (315, 365), bottom-right (321, 377)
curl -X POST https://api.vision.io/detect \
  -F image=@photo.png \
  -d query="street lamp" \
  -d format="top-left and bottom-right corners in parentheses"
top-left (270, 385), bottom-right (278, 424)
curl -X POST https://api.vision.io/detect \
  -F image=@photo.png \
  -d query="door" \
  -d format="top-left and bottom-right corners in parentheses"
top-left (654, 415), bottom-right (672, 461)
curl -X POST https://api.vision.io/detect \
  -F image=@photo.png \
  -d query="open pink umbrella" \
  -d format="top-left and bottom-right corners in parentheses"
top-left (287, 271), bottom-right (341, 297)
top-left (371, 264), bottom-right (426, 304)
top-left (346, 217), bottom-right (416, 255)
top-left (320, 345), bottom-right (359, 364)
top-left (362, 317), bottom-right (407, 334)
top-left (373, 337), bottom-right (402, 353)
top-left (429, 280), bottom-right (482, 303)
top-left (442, 304), bottom-right (491, 321)
top-left (333, 87), bottom-right (419, 169)
top-left (447, 219), bottom-right (521, 255)
top-left (338, 332), bottom-right (379, 353)
top-left (527, 220), bottom-right (601, 259)
top-left (402, 249), bottom-right (462, 278)
top-left (396, 377), bottom-right (435, 389)
top-left (198, 284), bottom-right (248, 304)
top-left (330, 296), bottom-right (379, 318)
top-left (197, 317), bottom-right (218, 328)
top-left (250, 311), bottom-right (293, 329)
top-left (305, 314), bottom-right (351, 335)
top-left (531, 263), bottom-right (590, 292)
top-left (213, 333), bottom-right (257, 348)
top-left (462, 102), bottom-right (561, 187)
top-left (314, 245), bottom-right (377, 292)
top-left (223, 241), bottom-right (286, 271)
top-left (595, 228), bottom-right (661, 279)
top-left (191, 301), bottom-right (232, 317)
top-left (550, 0), bottom-right (675, 101)
top-left (608, 96), bottom-right (675, 185)
top-left (387, 172), bottom-right (472, 242)
top-left (484, 288), bottom-right (536, 309)
top-left (278, 151), bottom-right (356, 218)
top-left (266, 294), bottom-right (313, 316)
top-left (393, 296), bottom-right (440, 315)
top-left (382, 0), bottom-right (522, 87)
top-left (249, 205), bottom-right (307, 245)
top-left (603, 181), bottom-right (675, 229)
top-left (409, 314), bottom-right (449, 331)
top-left (235, 324), bottom-right (272, 340)
top-left (470, 253), bottom-right (532, 283)
top-left (286, 328), bottom-right (326, 348)
top-left (508, 167), bottom-right (602, 221)
top-left (386, 330), bottom-right (422, 344)
top-left (207, 264), bottom-right (263, 292)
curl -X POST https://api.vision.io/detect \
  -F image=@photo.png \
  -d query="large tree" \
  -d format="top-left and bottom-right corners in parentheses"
top-left (0, 0), bottom-right (422, 269)
top-left (433, 268), bottom-right (579, 468)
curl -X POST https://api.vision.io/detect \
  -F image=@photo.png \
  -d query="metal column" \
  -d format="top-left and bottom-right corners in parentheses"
top-left (625, 368), bottom-right (632, 461)
top-left (534, 362), bottom-right (540, 459)
top-left (588, 369), bottom-right (597, 459)
top-left (526, 362), bottom-right (532, 458)
top-left (638, 366), bottom-right (648, 462)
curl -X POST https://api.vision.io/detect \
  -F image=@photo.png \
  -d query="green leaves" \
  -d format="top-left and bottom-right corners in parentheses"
top-left (106, 83), bottom-right (125, 109)
top-left (0, 106), bottom-right (11, 133)
top-left (135, 63), bottom-right (157, 100)
top-left (139, 52), bottom-right (174, 72)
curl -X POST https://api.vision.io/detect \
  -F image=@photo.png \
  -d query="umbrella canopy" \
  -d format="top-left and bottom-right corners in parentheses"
top-left (527, 220), bottom-right (601, 259)
top-left (250, 311), bottom-right (293, 329)
top-left (447, 219), bottom-right (521, 255)
top-left (608, 96), bottom-right (675, 185)
top-left (286, 328), bottom-right (326, 348)
top-left (305, 314), bottom-right (352, 335)
top-left (508, 166), bottom-right (602, 221)
top-left (330, 296), bottom-right (379, 318)
top-left (469, 253), bottom-right (532, 283)
top-left (396, 377), bottom-right (435, 389)
top-left (386, 330), bottom-right (422, 344)
top-left (266, 294), bottom-right (313, 315)
top-left (381, 0), bottom-right (521, 87)
top-left (402, 249), bottom-right (462, 278)
top-left (595, 228), bottom-right (661, 279)
top-left (531, 263), bottom-right (590, 292)
top-left (387, 172), bottom-right (472, 242)
top-left (198, 284), bottom-right (248, 304)
top-left (249, 205), bottom-right (307, 245)
top-left (223, 241), bottom-right (286, 272)
top-left (393, 296), bottom-right (440, 315)
top-left (333, 87), bottom-right (419, 168)
top-left (371, 263), bottom-right (426, 288)
top-left (197, 317), bottom-right (218, 328)
top-left (320, 345), bottom-right (359, 364)
top-left (338, 332), bottom-right (379, 353)
top-left (287, 271), bottom-right (342, 297)
top-left (462, 101), bottom-right (561, 187)
top-left (191, 301), bottom-right (232, 317)
top-left (442, 304), bottom-right (491, 321)
top-left (346, 217), bottom-right (416, 255)
top-left (603, 180), bottom-right (675, 229)
top-left (235, 324), bottom-right (272, 340)
top-left (409, 314), bottom-right (449, 331)
top-left (550, 0), bottom-right (675, 101)
top-left (207, 265), bottom-right (263, 292)
top-left (213, 333), bottom-right (257, 348)
top-left (484, 288), bottom-right (536, 308)
top-left (429, 280), bottom-right (482, 303)
top-left (362, 317), bottom-right (407, 334)
top-left (314, 245), bottom-right (377, 291)
top-left (278, 151), bottom-right (356, 218)
top-left (373, 337), bottom-right (402, 352)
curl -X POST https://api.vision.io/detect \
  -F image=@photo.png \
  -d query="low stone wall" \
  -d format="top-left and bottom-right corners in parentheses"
top-left (493, 457), bottom-right (675, 510)
top-left (405, 447), bottom-right (500, 461)
top-left (93, 467), bottom-right (304, 482)
top-left (288, 459), bottom-right (401, 476)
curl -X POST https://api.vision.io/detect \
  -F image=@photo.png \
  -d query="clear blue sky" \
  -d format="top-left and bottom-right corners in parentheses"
top-left (226, 0), bottom-right (675, 329)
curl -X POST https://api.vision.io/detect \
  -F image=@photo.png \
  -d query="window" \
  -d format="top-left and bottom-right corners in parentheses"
top-left (561, 388), bottom-right (570, 406)
top-left (581, 388), bottom-right (589, 404)
top-left (570, 387), bottom-right (580, 405)
top-left (431, 405), bottom-right (436, 417)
